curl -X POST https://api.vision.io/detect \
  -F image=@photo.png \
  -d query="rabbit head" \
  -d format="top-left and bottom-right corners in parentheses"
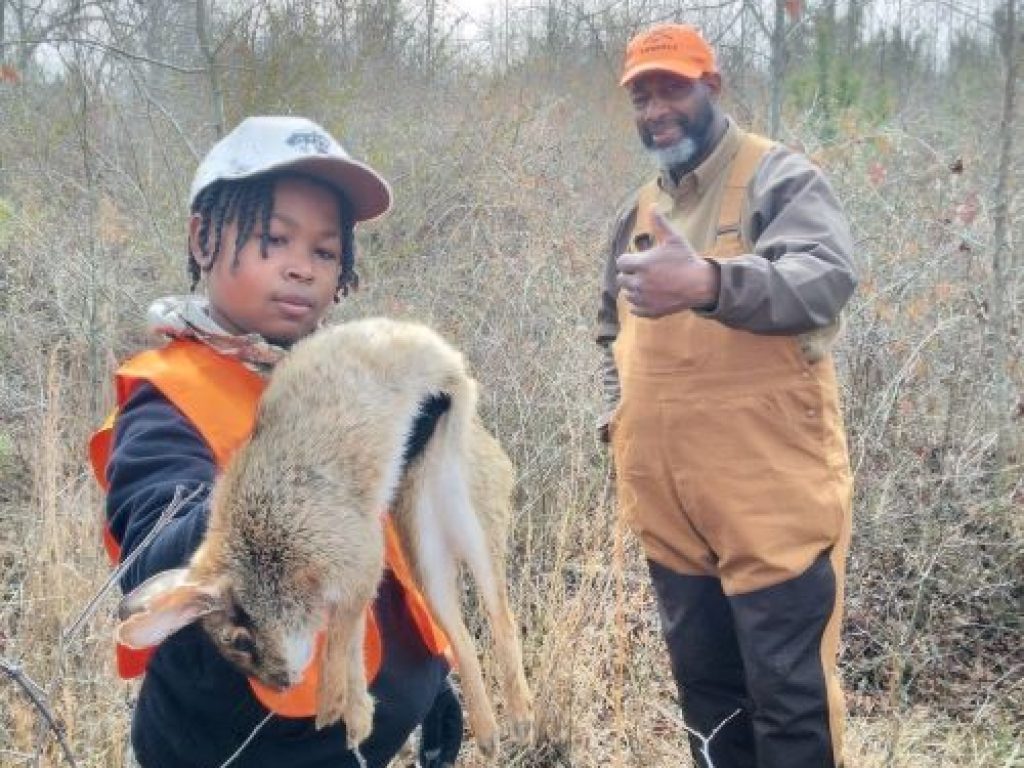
top-left (114, 485), bottom-right (328, 690)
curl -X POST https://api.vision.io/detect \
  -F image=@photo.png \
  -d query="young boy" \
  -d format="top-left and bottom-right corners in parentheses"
top-left (89, 116), bottom-right (463, 768)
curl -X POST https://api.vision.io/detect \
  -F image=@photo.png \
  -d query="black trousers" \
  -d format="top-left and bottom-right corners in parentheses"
top-left (648, 552), bottom-right (841, 768)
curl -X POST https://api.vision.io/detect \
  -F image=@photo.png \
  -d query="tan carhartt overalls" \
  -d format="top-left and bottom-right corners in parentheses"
top-left (611, 131), bottom-right (852, 768)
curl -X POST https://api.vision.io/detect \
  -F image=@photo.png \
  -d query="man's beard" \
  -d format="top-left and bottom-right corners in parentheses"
top-left (639, 101), bottom-right (715, 173)
top-left (644, 135), bottom-right (699, 170)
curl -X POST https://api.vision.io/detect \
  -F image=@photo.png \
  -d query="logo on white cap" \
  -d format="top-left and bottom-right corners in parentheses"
top-left (285, 131), bottom-right (332, 155)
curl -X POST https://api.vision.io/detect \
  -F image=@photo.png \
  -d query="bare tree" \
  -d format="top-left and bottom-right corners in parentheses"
top-left (991, 0), bottom-right (1020, 483)
top-left (425, 0), bottom-right (436, 76)
top-left (815, 0), bottom-right (836, 128)
top-left (195, 0), bottom-right (224, 137)
top-left (5, 0), bottom-right (94, 73)
top-left (770, 0), bottom-right (786, 137)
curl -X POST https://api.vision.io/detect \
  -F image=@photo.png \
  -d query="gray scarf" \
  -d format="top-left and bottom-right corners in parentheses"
top-left (146, 295), bottom-right (287, 375)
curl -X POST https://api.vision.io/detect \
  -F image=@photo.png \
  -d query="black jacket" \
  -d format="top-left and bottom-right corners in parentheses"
top-left (106, 383), bottom-right (452, 768)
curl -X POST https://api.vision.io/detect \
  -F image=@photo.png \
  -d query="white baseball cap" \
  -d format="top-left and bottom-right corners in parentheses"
top-left (188, 116), bottom-right (392, 222)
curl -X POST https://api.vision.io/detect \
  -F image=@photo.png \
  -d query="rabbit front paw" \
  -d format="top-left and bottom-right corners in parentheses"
top-left (343, 689), bottom-right (375, 749)
top-left (315, 670), bottom-right (348, 730)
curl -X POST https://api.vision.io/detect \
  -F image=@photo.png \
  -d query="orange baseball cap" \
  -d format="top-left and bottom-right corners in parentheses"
top-left (620, 24), bottom-right (718, 86)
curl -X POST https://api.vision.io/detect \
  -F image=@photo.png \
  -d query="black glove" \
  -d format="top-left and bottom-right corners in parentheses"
top-left (418, 679), bottom-right (463, 768)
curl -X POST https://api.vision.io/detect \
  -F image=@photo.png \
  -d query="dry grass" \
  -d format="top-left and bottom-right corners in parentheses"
top-left (0, 63), bottom-right (1020, 768)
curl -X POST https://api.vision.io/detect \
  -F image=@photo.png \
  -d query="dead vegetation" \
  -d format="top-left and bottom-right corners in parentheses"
top-left (0, 1), bottom-right (1021, 766)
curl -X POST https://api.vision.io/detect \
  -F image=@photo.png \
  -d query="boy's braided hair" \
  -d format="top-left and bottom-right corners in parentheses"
top-left (188, 172), bottom-right (359, 298)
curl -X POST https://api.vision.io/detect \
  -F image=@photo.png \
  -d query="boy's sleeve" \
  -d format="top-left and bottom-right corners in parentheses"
top-left (105, 383), bottom-right (216, 594)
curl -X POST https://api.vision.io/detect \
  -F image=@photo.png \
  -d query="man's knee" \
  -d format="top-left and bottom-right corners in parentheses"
top-left (648, 560), bottom-right (747, 682)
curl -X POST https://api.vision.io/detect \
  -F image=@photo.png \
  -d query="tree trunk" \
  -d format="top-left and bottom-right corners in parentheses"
top-left (1, 0), bottom-right (5, 194)
top-left (425, 0), bottom-right (435, 78)
top-left (737, 0), bottom-right (746, 99)
top-left (990, 0), bottom-right (1019, 485)
top-left (196, 0), bottom-right (225, 138)
top-left (846, 0), bottom-right (861, 57)
top-left (770, 0), bottom-right (786, 138)
top-left (339, 0), bottom-right (349, 68)
top-left (15, 0), bottom-right (30, 73)
top-left (816, 0), bottom-right (836, 125)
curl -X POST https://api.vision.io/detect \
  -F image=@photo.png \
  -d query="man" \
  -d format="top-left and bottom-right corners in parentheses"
top-left (597, 24), bottom-right (857, 768)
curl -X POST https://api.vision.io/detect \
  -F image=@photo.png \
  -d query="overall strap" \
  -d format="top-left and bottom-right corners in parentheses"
top-left (717, 131), bottom-right (775, 243)
top-left (629, 179), bottom-right (662, 250)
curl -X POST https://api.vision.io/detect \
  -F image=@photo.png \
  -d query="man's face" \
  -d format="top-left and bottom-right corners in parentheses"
top-left (628, 72), bottom-right (718, 169)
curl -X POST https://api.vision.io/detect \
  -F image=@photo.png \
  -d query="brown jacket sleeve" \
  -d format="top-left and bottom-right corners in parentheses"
top-left (699, 146), bottom-right (857, 333)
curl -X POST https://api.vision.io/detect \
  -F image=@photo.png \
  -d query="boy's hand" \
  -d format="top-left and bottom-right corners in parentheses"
top-left (615, 207), bottom-right (720, 318)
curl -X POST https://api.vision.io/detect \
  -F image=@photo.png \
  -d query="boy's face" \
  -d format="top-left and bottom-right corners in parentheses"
top-left (190, 176), bottom-right (344, 345)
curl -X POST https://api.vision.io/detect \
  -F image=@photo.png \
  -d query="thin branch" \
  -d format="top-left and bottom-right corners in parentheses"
top-left (61, 484), bottom-right (206, 647)
top-left (7, 37), bottom-right (207, 74)
top-left (929, 0), bottom-right (1000, 32)
top-left (93, 2), bottom-right (201, 161)
top-left (211, 0), bottom-right (265, 58)
top-left (0, 658), bottom-right (79, 768)
top-left (709, 4), bottom-right (746, 46)
top-left (125, 69), bottom-right (201, 161)
top-left (853, 315), bottom-right (967, 474)
top-left (745, 0), bottom-right (771, 37)
top-left (21, 0), bottom-right (101, 41)
top-left (218, 712), bottom-right (274, 768)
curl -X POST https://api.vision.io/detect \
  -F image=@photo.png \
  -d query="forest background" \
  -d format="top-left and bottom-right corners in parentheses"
top-left (0, 0), bottom-right (1020, 766)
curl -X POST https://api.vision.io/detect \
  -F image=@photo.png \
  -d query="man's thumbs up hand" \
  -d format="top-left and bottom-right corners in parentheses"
top-left (615, 207), bottom-right (721, 318)
top-left (649, 207), bottom-right (688, 247)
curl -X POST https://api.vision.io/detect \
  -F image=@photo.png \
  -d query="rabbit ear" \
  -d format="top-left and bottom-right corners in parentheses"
top-left (116, 569), bottom-right (224, 649)
top-left (117, 568), bottom-right (190, 620)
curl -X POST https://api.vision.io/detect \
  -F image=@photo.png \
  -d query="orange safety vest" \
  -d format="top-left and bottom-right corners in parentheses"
top-left (89, 338), bottom-right (449, 718)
